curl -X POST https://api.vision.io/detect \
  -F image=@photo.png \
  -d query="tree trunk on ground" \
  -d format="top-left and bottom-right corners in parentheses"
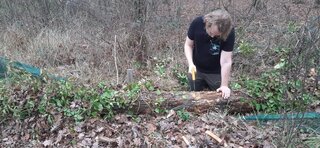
top-left (129, 91), bottom-right (264, 114)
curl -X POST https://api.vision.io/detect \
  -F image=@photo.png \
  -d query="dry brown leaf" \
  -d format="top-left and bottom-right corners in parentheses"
top-left (22, 133), bottom-right (30, 141)
top-left (316, 106), bottom-right (320, 113)
top-left (263, 140), bottom-right (273, 147)
top-left (78, 133), bottom-right (85, 140)
top-left (133, 138), bottom-right (141, 146)
top-left (186, 124), bottom-right (198, 135)
top-left (74, 124), bottom-right (84, 133)
top-left (146, 123), bottom-right (157, 135)
top-left (81, 138), bottom-right (93, 146)
top-left (95, 127), bottom-right (104, 133)
top-left (117, 136), bottom-right (124, 147)
top-left (159, 120), bottom-right (174, 132)
top-left (92, 141), bottom-right (99, 148)
top-left (115, 114), bottom-right (128, 124)
top-left (3, 137), bottom-right (14, 145)
top-left (43, 139), bottom-right (53, 146)
top-left (55, 128), bottom-right (68, 145)
top-left (50, 114), bottom-right (62, 132)
top-left (309, 68), bottom-right (317, 77)
top-left (132, 125), bottom-right (142, 138)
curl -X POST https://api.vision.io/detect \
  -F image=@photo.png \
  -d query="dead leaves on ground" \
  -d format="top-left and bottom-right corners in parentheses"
top-left (0, 110), bottom-right (289, 148)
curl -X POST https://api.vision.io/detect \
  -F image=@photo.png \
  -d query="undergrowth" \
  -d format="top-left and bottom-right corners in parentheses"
top-left (234, 70), bottom-right (316, 113)
top-left (0, 66), bottom-right (159, 123)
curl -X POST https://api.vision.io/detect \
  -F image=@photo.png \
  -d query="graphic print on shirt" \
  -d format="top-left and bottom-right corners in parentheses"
top-left (209, 39), bottom-right (220, 55)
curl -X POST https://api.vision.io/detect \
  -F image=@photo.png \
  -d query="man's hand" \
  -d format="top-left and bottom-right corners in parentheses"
top-left (216, 86), bottom-right (231, 99)
top-left (188, 64), bottom-right (197, 74)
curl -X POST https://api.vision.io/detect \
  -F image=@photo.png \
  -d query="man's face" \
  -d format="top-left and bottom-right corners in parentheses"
top-left (207, 24), bottom-right (222, 38)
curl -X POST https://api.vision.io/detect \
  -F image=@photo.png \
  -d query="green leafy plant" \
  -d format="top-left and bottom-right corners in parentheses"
top-left (243, 71), bottom-right (287, 112)
top-left (242, 70), bottom-right (315, 113)
top-left (230, 82), bottom-right (242, 90)
top-left (173, 64), bottom-right (188, 87)
top-left (89, 88), bottom-right (121, 119)
top-left (273, 47), bottom-right (290, 55)
top-left (144, 80), bottom-right (155, 91)
top-left (64, 108), bottom-right (85, 122)
top-left (0, 66), bottom-right (138, 122)
top-left (177, 109), bottom-right (190, 121)
top-left (238, 40), bottom-right (255, 56)
top-left (274, 58), bottom-right (288, 70)
top-left (155, 63), bottom-right (166, 77)
top-left (154, 97), bottom-right (166, 114)
top-left (288, 21), bottom-right (298, 33)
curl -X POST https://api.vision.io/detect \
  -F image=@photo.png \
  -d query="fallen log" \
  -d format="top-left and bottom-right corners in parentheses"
top-left (129, 91), bottom-right (264, 114)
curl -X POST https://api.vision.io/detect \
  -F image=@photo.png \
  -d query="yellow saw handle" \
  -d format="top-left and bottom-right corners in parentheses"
top-left (191, 67), bottom-right (196, 81)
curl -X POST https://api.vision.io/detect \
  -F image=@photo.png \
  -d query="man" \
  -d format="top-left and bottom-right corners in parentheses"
top-left (184, 9), bottom-right (235, 99)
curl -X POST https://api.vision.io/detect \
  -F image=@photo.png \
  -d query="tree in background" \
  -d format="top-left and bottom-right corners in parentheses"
top-left (127, 0), bottom-right (149, 67)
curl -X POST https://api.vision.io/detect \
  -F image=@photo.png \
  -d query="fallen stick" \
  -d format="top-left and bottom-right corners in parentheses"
top-left (182, 136), bottom-right (191, 146)
top-left (166, 110), bottom-right (175, 118)
top-left (97, 136), bottom-right (117, 143)
top-left (205, 131), bottom-right (228, 147)
top-left (205, 131), bottom-right (222, 143)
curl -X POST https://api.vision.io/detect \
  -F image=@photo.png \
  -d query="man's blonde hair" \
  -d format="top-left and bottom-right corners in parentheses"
top-left (204, 9), bottom-right (233, 41)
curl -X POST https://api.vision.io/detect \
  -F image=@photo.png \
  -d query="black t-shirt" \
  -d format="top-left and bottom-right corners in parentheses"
top-left (187, 16), bottom-right (235, 74)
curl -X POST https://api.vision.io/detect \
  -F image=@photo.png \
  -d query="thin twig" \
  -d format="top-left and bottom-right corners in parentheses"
top-left (98, 136), bottom-right (118, 143)
top-left (205, 130), bottom-right (228, 147)
top-left (182, 136), bottom-right (191, 146)
top-left (113, 35), bottom-right (119, 84)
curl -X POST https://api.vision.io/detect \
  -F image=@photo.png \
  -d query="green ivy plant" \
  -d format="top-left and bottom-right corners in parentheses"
top-left (242, 70), bottom-right (315, 113)
top-left (173, 64), bottom-right (188, 87)
top-left (177, 109), bottom-right (190, 121)
top-left (0, 67), bottom-right (159, 123)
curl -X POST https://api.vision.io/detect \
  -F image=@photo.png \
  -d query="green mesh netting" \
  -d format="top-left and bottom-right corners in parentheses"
top-left (0, 57), bottom-right (7, 78)
top-left (242, 112), bottom-right (320, 133)
top-left (0, 57), bottom-right (41, 78)
top-left (0, 57), bottom-right (63, 80)
top-left (243, 112), bottom-right (320, 121)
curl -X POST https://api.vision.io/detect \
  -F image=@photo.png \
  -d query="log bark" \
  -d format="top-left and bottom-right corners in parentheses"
top-left (130, 91), bottom-right (264, 114)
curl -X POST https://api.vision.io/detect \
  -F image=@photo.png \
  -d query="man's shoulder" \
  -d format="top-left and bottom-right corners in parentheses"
top-left (189, 16), bottom-right (205, 31)
top-left (192, 16), bottom-right (204, 24)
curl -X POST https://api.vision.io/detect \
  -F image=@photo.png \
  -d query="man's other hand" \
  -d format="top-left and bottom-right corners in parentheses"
top-left (188, 64), bottom-right (196, 74)
top-left (216, 86), bottom-right (231, 99)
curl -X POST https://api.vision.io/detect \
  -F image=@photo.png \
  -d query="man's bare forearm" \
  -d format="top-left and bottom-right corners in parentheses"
top-left (220, 62), bottom-right (232, 87)
top-left (184, 37), bottom-right (194, 66)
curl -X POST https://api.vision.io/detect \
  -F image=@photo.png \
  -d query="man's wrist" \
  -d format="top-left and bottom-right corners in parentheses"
top-left (188, 61), bottom-right (194, 66)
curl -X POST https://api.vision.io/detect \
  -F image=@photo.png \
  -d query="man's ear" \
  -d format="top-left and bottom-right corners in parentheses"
top-left (206, 22), bottom-right (212, 30)
top-left (204, 18), bottom-right (209, 24)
